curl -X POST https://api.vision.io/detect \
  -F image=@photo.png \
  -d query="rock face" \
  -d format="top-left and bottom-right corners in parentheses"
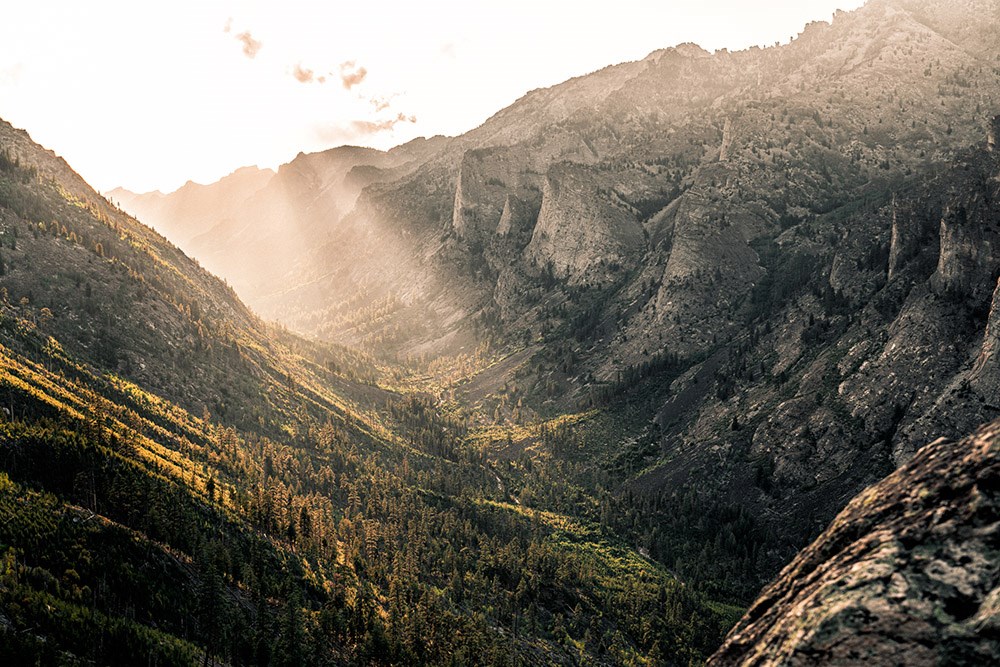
top-left (525, 164), bottom-right (644, 285)
top-left (931, 196), bottom-right (1000, 302)
top-left (972, 278), bottom-right (1000, 402)
top-left (451, 147), bottom-right (540, 243)
top-left (495, 193), bottom-right (537, 239)
top-left (887, 195), bottom-right (936, 281)
top-left (709, 422), bottom-right (1000, 666)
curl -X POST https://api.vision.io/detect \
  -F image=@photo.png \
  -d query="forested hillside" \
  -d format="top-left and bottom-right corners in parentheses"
top-left (0, 121), bottom-right (736, 665)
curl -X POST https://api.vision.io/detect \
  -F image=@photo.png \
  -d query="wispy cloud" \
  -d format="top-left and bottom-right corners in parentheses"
top-left (224, 19), bottom-right (262, 59)
top-left (316, 113), bottom-right (417, 144)
top-left (315, 124), bottom-right (359, 144)
top-left (368, 95), bottom-right (392, 112)
top-left (293, 64), bottom-right (315, 83)
top-left (350, 113), bottom-right (416, 134)
top-left (339, 61), bottom-right (368, 90)
top-left (291, 63), bottom-right (328, 84)
top-left (236, 32), bottom-right (263, 59)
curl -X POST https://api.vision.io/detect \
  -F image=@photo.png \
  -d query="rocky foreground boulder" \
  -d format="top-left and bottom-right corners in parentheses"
top-left (709, 422), bottom-right (1000, 666)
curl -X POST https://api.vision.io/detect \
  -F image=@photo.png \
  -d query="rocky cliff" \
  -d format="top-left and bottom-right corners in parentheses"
top-left (709, 421), bottom-right (1000, 666)
top-left (525, 164), bottom-right (645, 286)
top-left (316, 0), bottom-right (1000, 368)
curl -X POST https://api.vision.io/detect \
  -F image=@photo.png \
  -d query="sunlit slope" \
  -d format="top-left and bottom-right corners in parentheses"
top-left (0, 120), bottom-right (733, 665)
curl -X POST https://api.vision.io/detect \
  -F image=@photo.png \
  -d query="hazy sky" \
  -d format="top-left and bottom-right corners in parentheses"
top-left (0, 0), bottom-right (865, 193)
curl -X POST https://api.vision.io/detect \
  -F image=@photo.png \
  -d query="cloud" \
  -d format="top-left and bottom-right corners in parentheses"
top-left (288, 59), bottom-right (369, 87)
top-left (236, 32), bottom-right (263, 59)
top-left (292, 64), bottom-right (314, 83)
top-left (349, 118), bottom-right (395, 134)
top-left (291, 63), bottom-right (328, 84)
top-left (316, 113), bottom-right (417, 144)
top-left (368, 95), bottom-right (392, 112)
top-left (315, 124), bottom-right (359, 144)
top-left (350, 112), bottom-right (418, 135)
top-left (339, 61), bottom-right (368, 89)
top-left (224, 20), bottom-right (262, 59)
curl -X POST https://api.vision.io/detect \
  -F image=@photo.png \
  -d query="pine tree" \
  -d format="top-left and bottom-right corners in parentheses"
top-left (274, 584), bottom-right (305, 667)
top-left (197, 558), bottom-right (226, 666)
top-left (299, 505), bottom-right (312, 540)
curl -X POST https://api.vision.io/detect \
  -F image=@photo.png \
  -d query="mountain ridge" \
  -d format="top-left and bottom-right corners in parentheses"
top-left (116, 0), bottom-right (1000, 361)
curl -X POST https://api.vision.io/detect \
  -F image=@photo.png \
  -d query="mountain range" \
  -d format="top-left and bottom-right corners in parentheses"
top-left (4, 0), bottom-right (1000, 664)
top-left (113, 0), bottom-right (1000, 581)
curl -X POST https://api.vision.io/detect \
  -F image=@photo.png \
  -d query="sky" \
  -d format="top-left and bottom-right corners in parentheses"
top-left (0, 0), bottom-right (865, 194)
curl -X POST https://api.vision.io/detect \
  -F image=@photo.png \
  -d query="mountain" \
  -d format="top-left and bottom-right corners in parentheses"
top-left (112, 137), bottom-right (451, 334)
top-left (126, 1), bottom-right (1000, 360)
top-left (112, 0), bottom-right (1000, 589)
top-left (109, 165), bottom-right (274, 248)
top-left (708, 420), bottom-right (1000, 665)
top-left (155, 0), bottom-right (1000, 358)
top-left (371, 0), bottom-right (1000, 366)
top-left (0, 120), bottom-right (738, 665)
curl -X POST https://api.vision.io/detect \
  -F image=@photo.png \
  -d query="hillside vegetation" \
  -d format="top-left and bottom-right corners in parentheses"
top-left (0, 122), bottom-right (734, 665)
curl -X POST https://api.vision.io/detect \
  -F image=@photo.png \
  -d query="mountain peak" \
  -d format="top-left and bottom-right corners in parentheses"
top-left (642, 42), bottom-right (711, 63)
top-left (672, 41), bottom-right (711, 58)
